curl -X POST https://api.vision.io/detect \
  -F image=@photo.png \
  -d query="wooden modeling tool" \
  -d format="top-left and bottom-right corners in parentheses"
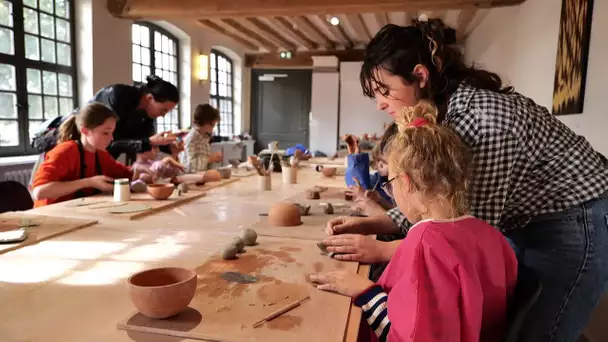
top-left (252, 296), bottom-right (310, 328)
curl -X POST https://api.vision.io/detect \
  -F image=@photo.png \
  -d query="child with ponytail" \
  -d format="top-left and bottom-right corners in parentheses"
top-left (32, 102), bottom-right (149, 207)
top-left (310, 102), bottom-right (518, 342)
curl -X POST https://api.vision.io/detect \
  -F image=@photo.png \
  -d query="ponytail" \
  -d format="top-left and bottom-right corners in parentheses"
top-left (57, 102), bottom-right (118, 143)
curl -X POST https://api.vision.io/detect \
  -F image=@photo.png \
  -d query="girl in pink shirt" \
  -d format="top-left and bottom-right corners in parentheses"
top-left (310, 102), bottom-right (518, 341)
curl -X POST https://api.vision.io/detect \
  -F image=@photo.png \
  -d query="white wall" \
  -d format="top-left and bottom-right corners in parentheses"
top-left (74, 1), bottom-right (250, 132)
top-left (339, 62), bottom-right (393, 138)
top-left (465, 0), bottom-right (608, 156)
top-left (310, 72), bottom-right (340, 154)
top-left (465, 1), bottom-right (608, 340)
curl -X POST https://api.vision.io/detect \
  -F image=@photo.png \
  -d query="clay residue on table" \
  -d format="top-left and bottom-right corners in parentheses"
top-left (256, 249), bottom-right (295, 263)
top-left (256, 282), bottom-right (306, 302)
top-left (266, 315), bottom-right (303, 331)
top-left (280, 246), bottom-right (301, 252)
top-left (313, 262), bottom-right (323, 272)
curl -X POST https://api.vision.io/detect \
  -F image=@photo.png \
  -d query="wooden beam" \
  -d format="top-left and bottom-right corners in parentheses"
top-left (456, 9), bottom-right (477, 42)
top-left (107, 0), bottom-right (527, 19)
top-left (293, 16), bottom-right (335, 50)
top-left (245, 49), bottom-right (365, 68)
top-left (344, 14), bottom-right (371, 42)
top-left (221, 18), bottom-right (278, 51)
top-left (196, 19), bottom-right (259, 51)
top-left (428, 10), bottom-right (447, 20)
top-left (246, 17), bottom-right (297, 51)
top-left (272, 17), bottom-right (318, 50)
top-left (316, 15), bottom-right (353, 48)
top-left (374, 12), bottom-right (389, 29)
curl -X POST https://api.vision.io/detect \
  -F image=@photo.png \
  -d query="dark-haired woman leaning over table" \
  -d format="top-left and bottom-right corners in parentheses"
top-left (323, 17), bottom-right (608, 342)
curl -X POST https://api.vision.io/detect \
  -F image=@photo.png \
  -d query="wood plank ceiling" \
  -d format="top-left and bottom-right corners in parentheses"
top-left (108, 0), bottom-right (526, 67)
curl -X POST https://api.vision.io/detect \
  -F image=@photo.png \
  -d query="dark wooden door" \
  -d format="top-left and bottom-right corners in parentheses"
top-left (251, 69), bottom-right (311, 153)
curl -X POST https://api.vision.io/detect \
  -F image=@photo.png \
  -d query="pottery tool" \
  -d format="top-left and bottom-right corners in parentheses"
top-left (108, 204), bottom-right (152, 214)
top-left (252, 296), bottom-right (310, 328)
top-left (88, 202), bottom-right (128, 210)
top-left (65, 199), bottom-right (107, 207)
top-left (366, 178), bottom-right (381, 198)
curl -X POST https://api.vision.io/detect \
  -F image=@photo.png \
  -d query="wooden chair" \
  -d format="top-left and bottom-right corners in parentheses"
top-left (0, 181), bottom-right (34, 214)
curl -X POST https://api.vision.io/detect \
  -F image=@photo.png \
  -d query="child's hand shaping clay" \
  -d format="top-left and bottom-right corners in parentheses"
top-left (209, 151), bottom-right (223, 164)
top-left (162, 156), bottom-right (185, 172)
top-left (309, 270), bottom-right (374, 298)
top-left (341, 134), bottom-right (360, 154)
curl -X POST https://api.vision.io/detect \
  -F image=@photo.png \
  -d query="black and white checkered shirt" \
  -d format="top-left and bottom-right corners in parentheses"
top-left (389, 83), bottom-right (608, 232)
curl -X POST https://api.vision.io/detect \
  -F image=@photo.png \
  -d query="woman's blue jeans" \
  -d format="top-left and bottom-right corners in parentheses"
top-left (507, 193), bottom-right (608, 342)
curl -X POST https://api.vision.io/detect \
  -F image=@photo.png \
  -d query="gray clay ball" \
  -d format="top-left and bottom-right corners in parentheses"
top-left (240, 228), bottom-right (258, 246)
top-left (221, 243), bottom-right (238, 260)
top-left (233, 237), bottom-right (245, 253)
top-left (177, 183), bottom-right (189, 194)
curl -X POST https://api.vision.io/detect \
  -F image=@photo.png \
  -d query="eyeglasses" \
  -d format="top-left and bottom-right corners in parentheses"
top-left (381, 177), bottom-right (396, 198)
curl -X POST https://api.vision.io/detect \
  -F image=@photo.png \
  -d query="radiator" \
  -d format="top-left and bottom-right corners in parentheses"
top-left (3, 168), bottom-right (33, 187)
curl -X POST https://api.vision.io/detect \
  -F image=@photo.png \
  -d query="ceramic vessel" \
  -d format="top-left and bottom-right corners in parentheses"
top-left (258, 175), bottom-right (271, 191)
top-left (217, 167), bottom-right (232, 179)
top-left (316, 165), bottom-right (337, 177)
top-left (268, 203), bottom-right (302, 227)
top-left (147, 184), bottom-right (174, 200)
top-left (282, 167), bottom-right (297, 184)
top-left (128, 267), bottom-right (197, 319)
top-left (204, 169), bottom-right (222, 182)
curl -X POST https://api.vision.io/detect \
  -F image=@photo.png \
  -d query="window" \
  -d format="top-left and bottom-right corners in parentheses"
top-left (209, 50), bottom-right (233, 136)
top-left (0, 0), bottom-right (76, 156)
top-left (131, 22), bottom-right (179, 132)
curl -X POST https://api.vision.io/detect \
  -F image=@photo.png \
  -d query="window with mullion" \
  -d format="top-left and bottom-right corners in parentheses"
top-left (131, 22), bottom-right (180, 133)
top-left (210, 50), bottom-right (234, 137)
top-left (0, 0), bottom-right (77, 156)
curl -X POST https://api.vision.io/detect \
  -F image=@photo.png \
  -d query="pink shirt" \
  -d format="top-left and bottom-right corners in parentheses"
top-left (356, 216), bottom-right (518, 342)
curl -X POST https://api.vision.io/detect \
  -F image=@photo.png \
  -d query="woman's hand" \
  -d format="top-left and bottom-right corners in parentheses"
top-left (322, 234), bottom-right (394, 263)
top-left (150, 131), bottom-right (177, 146)
top-left (170, 141), bottom-right (184, 157)
top-left (131, 163), bottom-right (155, 182)
top-left (87, 175), bottom-right (114, 192)
top-left (326, 216), bottom-right (365, 236)
top-left (309, 270), bottom-right (374, 298)
top-left (352, 196), bottom-right (387, 216)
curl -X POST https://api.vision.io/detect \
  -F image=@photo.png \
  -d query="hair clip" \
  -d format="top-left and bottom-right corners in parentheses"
top-left (408, 117), bottom-right (429, 128)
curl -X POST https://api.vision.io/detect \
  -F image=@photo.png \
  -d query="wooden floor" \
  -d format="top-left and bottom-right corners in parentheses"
top-left (0, 168), bottom-right (364, 342)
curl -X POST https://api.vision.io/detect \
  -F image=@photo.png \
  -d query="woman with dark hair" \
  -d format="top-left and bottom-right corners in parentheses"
top-left (324, 18), bottom-right (608, 342)
top-left (89, 75), bottom-right (181, 160)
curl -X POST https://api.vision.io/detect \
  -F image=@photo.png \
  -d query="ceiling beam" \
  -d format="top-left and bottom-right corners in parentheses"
top-left (374, 12), bottom-right (389, 29)
top-left (246, 17), bottom-right (298, 51)
top-left (272, 17), bottom-right (318, 50)
top-left (245, 49), bottom-right (365, 68)
top-left (292, 16), bottom-right (335, 50)
top-left (456, 9), bottom-right (477, 42)
top-left (316, 15), bottom-right (353, 49)
top-left (343, 14), bottom-right (371, 43)
top-left (107, 0), bottom-right (527, 19)
top-left (196, 19), bottom-right (259, 51)
top-left (221, 18), bottom-right (278, 51)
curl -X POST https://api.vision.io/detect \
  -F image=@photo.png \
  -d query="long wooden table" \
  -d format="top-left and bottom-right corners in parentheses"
top-left (0, 169), bottom-right (368, 342)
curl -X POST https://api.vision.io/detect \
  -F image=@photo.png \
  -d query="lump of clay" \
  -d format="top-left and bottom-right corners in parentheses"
top-left (344, 192), bottom-right (353, 201)
top-left (240, 228), bottom-right (258, 246)
top-left (233, 237), bottom-right (245, 253)
top-left (221, 243), bottom-right (238, 260)
top-left (130, 180), bottom-right (147, 193)
top-left (307, 190), bottom-right (321, 200)
top-left (296, 204), bottom-right (311, 216)
top-left (324, 203), bottom-right (334, 215)
top-left (177, 183), bottom-right (189, 194)
top-left (268, 203), bottom-right (302, 227)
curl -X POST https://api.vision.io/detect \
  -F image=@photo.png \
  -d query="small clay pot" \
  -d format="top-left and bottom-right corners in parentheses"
top-left (128, 267), bottom-right (197, 319)
top-left (344, 192), bottom-right (353, 201)
top-left (316, 165), bottom-right (337, 177)
top-left (324, 203), bottom-right (334, 215)
top-left (147, 184), bottom-right (175, 200)
top-left (217, 168), bottom-right (232, 179)
top-left (307, 190), bottom-right (321, 200)
top-left (268, 203), bottom-right (302, 227)
top-left (204, 170), bottom-right (222, 182)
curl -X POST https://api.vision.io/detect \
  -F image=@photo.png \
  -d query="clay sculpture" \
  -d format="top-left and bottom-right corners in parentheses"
top-left (233, 237), bottom-right (245, 253)
top-left (268, 203), bottom-right (302, 227)
top-left (324, 203), bottom-right (334, 215)
top-left (296, 204), bottom-right (311, 216)
top-left (177, 183), bottom-right (189, 194)
top-left (307, 190), bottom-right (321, 200)
top-left (344, 192), bottom-right (353, 201)
top-left (240, 228), bottom-right (258, 246)
top-left (221, 243), bottom-right (238, 260)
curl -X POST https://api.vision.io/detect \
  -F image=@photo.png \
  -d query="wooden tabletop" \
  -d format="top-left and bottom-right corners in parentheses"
top-left (0, 169), bottom-right (367, 342)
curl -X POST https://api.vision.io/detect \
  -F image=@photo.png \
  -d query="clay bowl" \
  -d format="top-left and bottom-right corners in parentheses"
top-left (322, 167), bottom-right (337, 177)
top-left (204, 169), bottom-right (222, 182)
top-left (268, 202), bottom-right (302, 227)
top-left (128, 267), bottom-right (197, 319)
top-left (217, 167), bottom-right (232, 179)
top-left (147, 184), bottom-right (175, 200)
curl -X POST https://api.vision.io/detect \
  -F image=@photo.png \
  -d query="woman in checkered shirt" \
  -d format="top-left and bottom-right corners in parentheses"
top-left (324, 18), bottom-right (608, 342)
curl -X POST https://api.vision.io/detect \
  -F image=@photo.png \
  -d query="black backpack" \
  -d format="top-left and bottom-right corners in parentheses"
top-left (30, 114), bottom-right (73, 153)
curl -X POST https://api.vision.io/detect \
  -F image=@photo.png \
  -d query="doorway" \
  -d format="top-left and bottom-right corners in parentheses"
top-left (251, 69), bottom-right (312, 153)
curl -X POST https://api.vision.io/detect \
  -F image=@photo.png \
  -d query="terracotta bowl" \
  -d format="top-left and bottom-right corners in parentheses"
top-left (204, 169), bottom-right (222, 182)
top-left (147, 184), bottom-right (174, 200)
top-left (268, 202), bottom-right (302, 227)
top-left (322, 167), bottom-right (337, 177)
top-left (217, 167), bottom-right (232, 179)
top-left (128, 267), bottom-right (197, 319)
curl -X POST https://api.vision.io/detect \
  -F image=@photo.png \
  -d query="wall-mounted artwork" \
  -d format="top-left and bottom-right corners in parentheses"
top-left (552, 0), bottom-right (594, 115)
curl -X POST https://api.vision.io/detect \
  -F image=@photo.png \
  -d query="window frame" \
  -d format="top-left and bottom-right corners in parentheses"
top-left (210, 49), bottom-right (234, 137)
top-left (0, 0), bottom-right (78, 157)
top-left (132, 21), bottom-right (180, 133)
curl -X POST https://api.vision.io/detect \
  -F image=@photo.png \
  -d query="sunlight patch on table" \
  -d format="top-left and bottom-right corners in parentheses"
top-left (0, 258), bottom-right (79, 283)
top-left (9, 241), bottom-right (127, 260)
top-left (110, 242), bottom-right (188, 261)
top-left (58, 261), bottom-right (145, 286)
